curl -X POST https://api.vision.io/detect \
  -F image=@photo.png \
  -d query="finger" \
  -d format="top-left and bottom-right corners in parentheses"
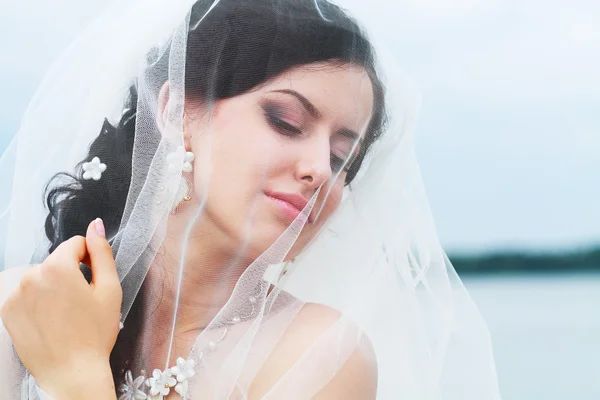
top-left (45, 236), bottom-right (88, 268)
top-left (85, 219), bottom-right (120, 293)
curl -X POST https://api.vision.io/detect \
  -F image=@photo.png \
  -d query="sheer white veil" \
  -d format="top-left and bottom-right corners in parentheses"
top-left (0, 0), bottom-right (501, 398)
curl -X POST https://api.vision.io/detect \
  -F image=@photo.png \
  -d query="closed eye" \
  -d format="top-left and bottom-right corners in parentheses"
top-left (330, 153), bottom-right (351, 173)
top-left (262, 103), bottom-right (303, 136)
top-left (261, 100), bottom-right (355, 174)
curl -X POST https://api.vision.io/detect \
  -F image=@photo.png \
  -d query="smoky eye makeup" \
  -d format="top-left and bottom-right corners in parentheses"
top-left (260, 95), bottom-right (362, 173)
top-left (330, 153), bottom-right (349, 173)
top-left (331, 135), bottom-right (360, 171)
top-left (261, 101), bottom-right (304, 136)
top-left (330, 150), bottom-right (359, 173)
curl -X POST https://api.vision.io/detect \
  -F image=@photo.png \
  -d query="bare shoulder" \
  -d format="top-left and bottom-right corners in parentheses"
top-left (293, 301), bottom-right (344, 325)
top-left (248, 301), bottom-right (377, 399)
top-left (294, 303), bottom-right (378, 399)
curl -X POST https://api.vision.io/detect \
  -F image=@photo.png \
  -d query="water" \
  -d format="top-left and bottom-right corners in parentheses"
top-left (463, 273), bottom-right (600, 399)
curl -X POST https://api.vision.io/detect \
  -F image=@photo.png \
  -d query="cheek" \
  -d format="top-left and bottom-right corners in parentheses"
top-left (313, 181), bottom-right (344, 225)
top-left (289, 182), bottom-right (344, 258)
top-left (189, 116), bottom-right (284, 210)
top-left (212, 109), bottom-right (281, 165)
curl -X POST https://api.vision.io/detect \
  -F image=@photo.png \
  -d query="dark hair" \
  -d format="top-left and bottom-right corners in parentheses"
top-left (43, 0), bottom-right (387, 390)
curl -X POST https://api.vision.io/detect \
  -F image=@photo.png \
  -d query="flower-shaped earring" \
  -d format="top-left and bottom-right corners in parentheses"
top-left (166, 146), bottom-right (194, 175)
top-left (82, 157), bottom-right (107, 181)
top-left (169, 176), bottom-right (193, 213)
top-left (165, 146), bottom-right (195, 211)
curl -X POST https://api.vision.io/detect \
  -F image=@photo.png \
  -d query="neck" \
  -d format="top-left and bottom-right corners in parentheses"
top-left (143, 201), bottom-right (251, 337)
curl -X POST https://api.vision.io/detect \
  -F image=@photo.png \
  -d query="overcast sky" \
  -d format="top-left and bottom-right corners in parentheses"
top-left (1, 0), bottom-right (598, 252)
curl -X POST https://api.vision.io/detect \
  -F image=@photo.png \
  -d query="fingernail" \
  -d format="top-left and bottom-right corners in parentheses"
top-left (95, 218), bottom-right (106, 237)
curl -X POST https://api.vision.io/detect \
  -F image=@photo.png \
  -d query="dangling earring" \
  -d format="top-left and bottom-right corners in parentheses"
top-left (166, 145), bottom-right (195, 212)
top-left (166, 145), bottom-right (194, 174)
top-left (170, 176), bottom-right (193, 212)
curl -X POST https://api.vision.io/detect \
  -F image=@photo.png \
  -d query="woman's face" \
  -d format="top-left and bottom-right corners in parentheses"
top-left (184, 62), bottom-right (374, 260)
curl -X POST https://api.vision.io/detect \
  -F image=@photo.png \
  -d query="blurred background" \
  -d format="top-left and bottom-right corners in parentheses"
top-left (392, 2), bottom-right (600, 398)
top-left (1, 0), bottom-right (599, 398)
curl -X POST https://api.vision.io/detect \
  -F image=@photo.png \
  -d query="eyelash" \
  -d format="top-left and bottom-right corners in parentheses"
top-left (262, 104), bottom-right (352, 173)
top-left (330, 154), bottom-right (351, 173)
top-left (263, 105), bottom-right (302, 136)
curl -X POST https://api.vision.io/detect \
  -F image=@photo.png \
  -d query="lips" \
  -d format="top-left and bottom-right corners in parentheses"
top-left (265, 190), bottom-right (312, 223)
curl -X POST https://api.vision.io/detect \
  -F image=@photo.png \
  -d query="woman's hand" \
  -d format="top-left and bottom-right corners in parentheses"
top-left (0, 219), bottom-right (122, 400)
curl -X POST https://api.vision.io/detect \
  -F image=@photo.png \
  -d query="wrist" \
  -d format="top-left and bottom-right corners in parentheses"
top-left (39, 361), bottom-right (116, 400)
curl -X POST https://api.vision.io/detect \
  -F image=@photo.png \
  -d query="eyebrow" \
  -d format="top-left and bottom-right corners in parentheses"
top-left (270, 89), bottom-right (363, 143)
top-left (271, 89), bottom-right (322, 119)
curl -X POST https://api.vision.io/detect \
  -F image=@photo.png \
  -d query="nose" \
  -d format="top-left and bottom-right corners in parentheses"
top-left (295, 135), bottom-right (332, 190)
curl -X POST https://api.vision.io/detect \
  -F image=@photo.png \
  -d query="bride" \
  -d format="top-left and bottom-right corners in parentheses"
top-left (0, 0), bottom-right (501, 398)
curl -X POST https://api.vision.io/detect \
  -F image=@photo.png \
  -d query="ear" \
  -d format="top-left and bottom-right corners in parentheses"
top-left (156, 81), bottom-right (192, 151)
top-left (156, 81), bottom-right (171, 134)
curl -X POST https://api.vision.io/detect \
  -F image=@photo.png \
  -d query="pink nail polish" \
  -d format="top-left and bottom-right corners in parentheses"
top-left (95, 218), bottom-right (106, 237)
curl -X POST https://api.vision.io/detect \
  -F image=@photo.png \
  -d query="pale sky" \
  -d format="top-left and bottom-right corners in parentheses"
top-left (1, 0), bottom-right (598, 252)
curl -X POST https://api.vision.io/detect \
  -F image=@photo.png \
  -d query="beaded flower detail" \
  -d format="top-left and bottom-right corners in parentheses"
top-left (147, 368), bottom-right (178, 398)
top-left (119, 294), bottom-right (259, 399)
top-left (82, 157), bottom-right (107, 181)
top-left (118, 370), bottom-right (147, 400)
top-left (118, 358), bottom-right (195, 400)
top-left (173, 357), bottom-right (197, 396)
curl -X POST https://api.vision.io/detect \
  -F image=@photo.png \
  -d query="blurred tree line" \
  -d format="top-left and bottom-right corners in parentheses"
top-left (449, 245), bottom-right (600, 274)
